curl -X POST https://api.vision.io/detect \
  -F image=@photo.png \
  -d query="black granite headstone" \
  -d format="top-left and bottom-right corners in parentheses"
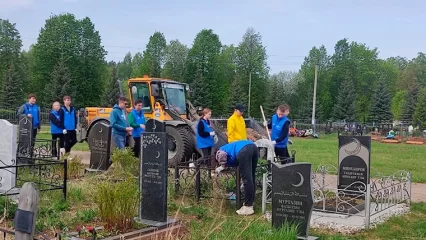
top-left (272, 162), bottom-right (315, 239)
top-left (87, 122), bottom-right (112, 171)
top-left (338, 136), bottom-right (371, 194)
top-left (18, 115), bottom-right (33, 158)
top-left (145, 119), bottom-right (166, 132)
top-left (140, 132), bottom-right (168, 223)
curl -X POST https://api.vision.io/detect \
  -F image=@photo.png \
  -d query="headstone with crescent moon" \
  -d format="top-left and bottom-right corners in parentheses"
top-left (272, 162), bottom-right (317, 239)
top-left (87, 122), bottom-right (112, 171)
top-left (17, 115), bottom-right (33, 160)
top-left (0, 119), bottom-right (17, 193)
top-left (338, 136), bottom-right (371, 197)
top-left (138, 132), bottom-right (175, 226)
top-left (145, 119), bottom-right (166, 132)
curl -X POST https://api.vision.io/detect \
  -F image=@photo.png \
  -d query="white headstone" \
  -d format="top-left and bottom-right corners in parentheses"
top-left (0, 120), bottom-right (17, 193)
top-left (254, 139), bottom-right (275, 162)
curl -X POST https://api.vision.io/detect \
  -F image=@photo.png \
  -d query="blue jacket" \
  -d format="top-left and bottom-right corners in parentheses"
top-left (271, 115), bottom-right (290, 148)
top-left (49, 110), bottom-right (63, 134)
top-left (196, 119), bottom-right (214, 149)
top-left (110, 104), bottom-right (129, 137)
top-left (219, 140), bottom-right (254, 167)
top-left (60, 106), bottom-right (77, 130)
top-left (18, 103), bottom-right (41, 129)
top-left (130, 109), bottom-right (146, 138)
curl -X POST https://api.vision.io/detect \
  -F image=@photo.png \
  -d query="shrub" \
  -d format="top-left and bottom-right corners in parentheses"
top-left (94, 178), bottom-right (139, 231)
top-left (110, 148), bottom-right (139, 177)
top-left (0, 196), bottom-right (17, 220)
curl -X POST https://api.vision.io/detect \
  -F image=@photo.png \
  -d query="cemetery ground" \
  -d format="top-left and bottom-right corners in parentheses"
top-left (13, 127), bottom-right (424, 239)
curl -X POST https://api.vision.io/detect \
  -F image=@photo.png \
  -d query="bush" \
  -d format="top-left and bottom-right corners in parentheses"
top-left (110, 148), bottom-right (139, 177)
top-left (94, 178), bottom-right (139, 231)
top-left (0, 196), bottom-right (17, 220)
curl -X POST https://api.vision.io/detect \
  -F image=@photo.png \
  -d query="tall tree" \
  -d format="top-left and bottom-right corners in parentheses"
top-left (215, 45), bottom-right (237, 113)
top-left (1, 62), bottom-right (24, 108)
top-left (391, 90), bottom-right (407, 120)
top-left (185, 29), bottom-right (222, 110)
top-left (102, 62), bottom-right (121, 107)
top-left (161, 40), bottom-right (189, 81)
top-left (44, 57), bottom-right (72, 105)
top-left (131, 52), bottom-right (143, 77)
top-left (413, 87), bottom-right (426, 129)
top-left (333, 78), bottom-right (356, 122)
top-left (117, 52), bottom-right (133, 81)
top-left (228, 78), bottom-right (245, 115)
top-left (401, 87), bottom-right (418, 124)
top-left (140, 32), bottom-right (167, 77)
top-left (32, 13), bottom-right (106, 107)
top-left (0, 19), bottom-right (24, 105)
top-left (369, 78), bottom-right (393, 124)
top-left (235, 27), bottom-right (269, 118)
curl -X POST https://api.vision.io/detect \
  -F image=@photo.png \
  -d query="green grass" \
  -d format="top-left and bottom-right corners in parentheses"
top-left (289, 133), bottom-right (426, 183)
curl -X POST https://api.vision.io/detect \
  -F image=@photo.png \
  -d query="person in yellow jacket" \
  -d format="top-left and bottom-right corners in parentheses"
top-left (227, 103), bottom-right (247, 143)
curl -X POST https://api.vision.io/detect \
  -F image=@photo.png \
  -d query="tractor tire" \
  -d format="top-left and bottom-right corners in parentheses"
top-left (166, 125), bottom-right (195, 167)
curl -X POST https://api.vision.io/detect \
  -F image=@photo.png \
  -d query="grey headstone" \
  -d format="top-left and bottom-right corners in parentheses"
top-left (140, 132), bottom-right (168, 223)
top-left (272, 162), bottom-right (314, 239)
top-left (255, 139), bottom-right (275, 162)
top-left (0, 120), bottom-right (17, 192)
top-left (338, 136), bottom-right (371, 195)
top-left (18, 115), bottom-right (33, 158)
top-left (88, 122), bottom-right (112, 171)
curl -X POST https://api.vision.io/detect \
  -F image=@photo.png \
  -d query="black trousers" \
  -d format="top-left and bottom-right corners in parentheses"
top-left (275, 147), bottom-right (290, 164)
top-left (64, 130), bottom-right (77, 153)
top-left (133, 137), bottom-right (141, 158)
top-left (236, 144), bottom-right (259, 206)
top-left (51, 133), bottom-right (64, 157)
top-left (201, 147), bottom-right (212, 166)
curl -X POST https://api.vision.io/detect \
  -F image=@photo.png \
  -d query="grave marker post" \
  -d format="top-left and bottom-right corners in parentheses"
top-left (17, 115), bottom-right (33, 160)
top-left (14, 182), bottom-right (39, 240)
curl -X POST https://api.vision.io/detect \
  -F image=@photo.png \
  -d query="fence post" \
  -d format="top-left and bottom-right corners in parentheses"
top-left (63, 159), bottom-right (68, 200)
top-left (174, 164), bottom-right (180, 195)
top-left (365, 183), bottom-right (371, 230)
top-left (236, 167), bottom-right (241, 209)
top-left (195, 163), bottom-right (201, 203)
top-left (14, 182), bottom-right (39, 240)
top-left (262, 173), bottom-right (267, 214)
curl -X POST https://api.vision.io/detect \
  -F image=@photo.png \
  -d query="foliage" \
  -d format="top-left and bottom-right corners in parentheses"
top-left (391, 90), bottom-right (407, 120)
top-left (110, 147), bottom-right (139, 177)
top-left (1, 62), bottom-right (24, 108)
top-left (161, 39), bottom-right (188, 81)
top-left (0, 196), bottom-right (18, 220)
top-left (413, 87), bottom-right (426, 129)
top-left (333, 78), bottom-right (356, 122)
top-left (139, 31), bottom-right (167, 77)
top-left (102, 62), bottom-right (121, 107)
top-left (93, 178), bottom-right (139, 231)
top-left (43, 56), bottom-right (72, 105)
top-left (117, 52), bottom-right (133, 81)
top-left (369, 77), bottom-right (393, 124)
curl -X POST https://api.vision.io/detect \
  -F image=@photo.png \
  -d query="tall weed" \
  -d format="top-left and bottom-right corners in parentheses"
top-left (110, 148), bottom-right (139, 177)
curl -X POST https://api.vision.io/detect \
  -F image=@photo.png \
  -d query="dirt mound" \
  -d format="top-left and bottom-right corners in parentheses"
top-left (407, 137), bottom-right (426, 143)
top-left (221, 128), bottom-right (265, 142)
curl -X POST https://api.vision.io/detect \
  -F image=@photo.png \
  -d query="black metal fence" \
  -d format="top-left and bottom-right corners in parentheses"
top-left (0, 139), bottom-right (67, 199)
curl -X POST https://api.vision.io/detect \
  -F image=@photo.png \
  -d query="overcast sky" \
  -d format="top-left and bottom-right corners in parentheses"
top-left (1, 0), bottom-right (425, 74)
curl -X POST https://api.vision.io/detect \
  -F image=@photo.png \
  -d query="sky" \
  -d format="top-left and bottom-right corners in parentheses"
top-left (1, 0), bottom-right (425, 74)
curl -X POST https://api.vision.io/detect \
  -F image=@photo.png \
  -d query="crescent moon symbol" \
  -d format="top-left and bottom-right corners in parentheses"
top-left (344, 138), bottom-right (361, 156)
top-left (291, 172), bottom-right (304, 187)
top-left (99, 127), bottom-right (103, 133)
top-left (155, 151), bottom-right (160, 158)
top-left (152, 123), bottom-right (157, 130)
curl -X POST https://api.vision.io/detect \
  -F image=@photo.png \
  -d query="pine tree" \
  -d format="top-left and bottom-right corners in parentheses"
top-left (228, 78), bottom-right (246, 115)
top-left (1, 62), bottom-right (24, 108)
top-left (413, 87), bottom-right (426, 129)
top-left (333, 78), bottom-right (356, 122)
top-left (369, 78), bottom-right (393, 124)
top-left (401, 87), bottom-right (418, 124)
top-left (44, 58), bottom-right (72, 105)
top-left (102, 63), bottom-right (121, 107)
top-left (190, 68), bottom-right (210, 109)
top-left (265, 77), bottom-right (282, 116)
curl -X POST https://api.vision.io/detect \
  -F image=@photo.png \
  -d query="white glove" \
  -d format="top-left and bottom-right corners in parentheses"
top-left (62, 129), bottom-right (67, 134)
top-left (271, 140), bottom-right (276, 145)
top-left (215, 165), bottom-right (224, 174)
top-left (214, 135), bottom-right (218, 144)
top-left (263, 121), bottom-right (268, 127)
top-left (210, 131), bottom-right (215, 136)
top-left (288, 139), bottom-right (293, 145)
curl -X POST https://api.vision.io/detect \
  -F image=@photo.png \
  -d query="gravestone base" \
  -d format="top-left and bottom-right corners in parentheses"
top-left (84, 168), bottom-right (106, 175)
top-left (134, 217), bottom-right (179, 228)
top-left (298, 236), bottom-right (319, 240)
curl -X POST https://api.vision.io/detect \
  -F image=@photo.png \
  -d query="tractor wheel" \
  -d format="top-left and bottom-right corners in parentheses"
top-left (166, 125), bottom-right (195, 166)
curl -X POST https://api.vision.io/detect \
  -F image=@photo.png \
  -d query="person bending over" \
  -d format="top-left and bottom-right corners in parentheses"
top-left (215, 140), bottom-right (259, 216)
top-left (264, 104), bottom-right (293, 164)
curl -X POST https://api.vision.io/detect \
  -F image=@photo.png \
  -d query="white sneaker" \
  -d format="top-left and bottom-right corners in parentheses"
top-left (236, 206), bottom-right (254, 215)
top-left (59, 148), bottom-right (65, 157)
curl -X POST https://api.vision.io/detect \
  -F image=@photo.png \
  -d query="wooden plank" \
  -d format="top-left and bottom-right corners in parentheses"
top-left (406, 141), bottom-right (424, 145)
top-left (15, 182), bottom-right (39, 240)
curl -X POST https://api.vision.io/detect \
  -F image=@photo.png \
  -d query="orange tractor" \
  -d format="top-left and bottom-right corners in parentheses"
top-left (76, 75), bottom-right (267, 166)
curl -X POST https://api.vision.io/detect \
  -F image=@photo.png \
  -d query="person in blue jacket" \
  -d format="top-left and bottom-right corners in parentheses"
top-left (196, 108), bottom-right (217, 166)
top-left (59, 96), bottom-right (78, 154)
top-left (263, 104), bottom-right (293, 164)
top-left (110, 97), bottom-right (133, 149)
top-left (127, 99), bottom-right (146, 157)
top-left (49, 101), bottom-right (66, 157)
top-left (215, 140), bottom-right (259, 216)
top-left (17, 93), bottom-right (41, 146)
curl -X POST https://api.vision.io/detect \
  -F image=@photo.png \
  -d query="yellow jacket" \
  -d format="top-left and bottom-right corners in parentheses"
top-left (227, 113), bottom-right (247, 143)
